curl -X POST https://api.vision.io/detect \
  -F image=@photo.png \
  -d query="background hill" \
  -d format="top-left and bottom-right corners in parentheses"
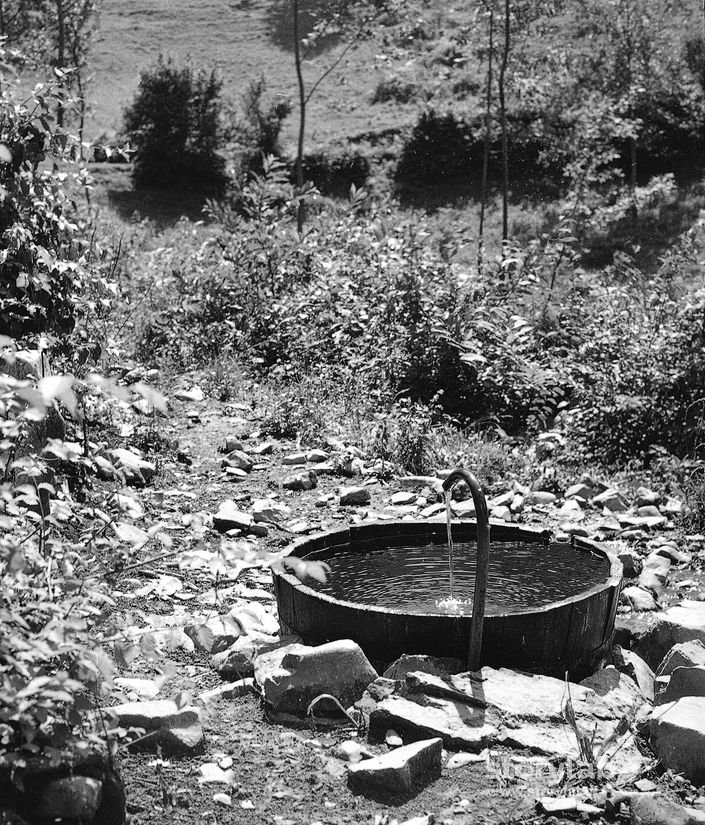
top-left (87, 0), bottom-right (412, 151)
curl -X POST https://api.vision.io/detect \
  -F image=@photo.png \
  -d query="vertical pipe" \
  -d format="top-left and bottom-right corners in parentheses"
top-left (442, 469), bottom-right (490, 671)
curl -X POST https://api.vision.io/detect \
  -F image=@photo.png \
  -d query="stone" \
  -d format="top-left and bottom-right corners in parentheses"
top-left (397, 476), bottom-right (440, 490)
top-left (579, 666), bottom-right (646, 717)
top-left (108, 700), bottom-right (204, 754)
top-left (383, 655), bottom-right (465, 681)
top-left (510, 493), bottom-right (525, 513)
top-left (662, 498), bottom-right (685, 517)
top-left (211, 632), bottom-right (295, 680)
top-left (368, 694), bottom-right (497, 753)
top-left (639, 568), bottom-right (668, 596)
top-left (221, 437), bottom-right (244, 453)
top-left (557, 499), bottom-right (584, 519)
top-left (339, 486), bottom-right (371, 506)
top-left (635, 487), bottom-right (661, 507)
top-left (421, 503), bottom-right (445, 518)
top-left (110, 447), bottom-right (155, 485)
top-left (223, 466), bottom-right (248, 480)
top-left (114, 677), bottom-right (160, 700)
top-left (108, 699), bottom-right (200, 730)
top-left (657, 640), bottom-right (705, 678)
top-left (221, 449), bottom-right (254, 473)
top-left (622, 586), bottom-right (659, 612)
top-left (199, 678), bottom-right (255, 703)
top-left (643, 553), bottom-right (671, 574)
top-left (282, 470), bottom-right (318, 491)
top-left (347, 738), bottom-right (442, 797)
top-left (34, 776), bottom-right (103, 822)
top-left (212, 503), bottom-right (253, 534)
top-left (654, 544), bottom-right (692, 565)
top-left (630, 792), bottom-right (705, 825)
top-left (619, 551), bottom-right (643, 578)
top-left (638, 505), bottom-right (663, 518)
top-left (565, 482), bottom-right (593, 501)
top-left (391, 491), bottom-right (417, 506)
top-left (306, 449), bottom-right (328, 463)
top-left (174, 386), bottom-right (204, 402)
top-left (451, 499), bottom-right (476, 517)
top-left (377, 667), bottom-right (645, 777)
top-left (636, 601), bottom-right (705, 669)
top-left (660, 666), bottom-right (705, 704)
top-left (489, 491), bottom-right (513, 509)
top-left (250, 442), bottom-right (274, 456)
top-left (385, 729), bottom-right (404, 747)
top-left (185, 615), bottom-right (245, 654)
top-left (252, 498), bottom-right (291, 524)
top-left (282, 452), bottom-right (307, 465)
top-left (592, 489), bottom-right (629, 512)
top-left (525, 491), bottom-right (557, 505)
top-left (491, 505), bottom-right (512, 522)
top-left (612, 647), bottom-right (655, 703)
top-left (158, 723), bottom-right (206, 754)
top-left (650, 697), bottom-right (705, 784)
top-left (254, 640), bottom-right (378, 718)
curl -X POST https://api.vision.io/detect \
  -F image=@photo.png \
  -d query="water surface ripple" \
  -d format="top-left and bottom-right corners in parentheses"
top-left (308, 540), bottom-right (609, 615)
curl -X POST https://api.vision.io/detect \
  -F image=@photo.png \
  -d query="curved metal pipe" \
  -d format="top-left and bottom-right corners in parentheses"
top-left (442, 468), bottom-right (490, 672)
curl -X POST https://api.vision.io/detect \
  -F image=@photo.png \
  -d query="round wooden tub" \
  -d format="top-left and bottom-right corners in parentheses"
top-left (272, 520), bottom-right (623, 679)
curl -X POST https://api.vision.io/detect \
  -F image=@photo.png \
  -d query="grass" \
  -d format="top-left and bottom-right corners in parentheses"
top-left (84, 0), bottom-right (417, 152)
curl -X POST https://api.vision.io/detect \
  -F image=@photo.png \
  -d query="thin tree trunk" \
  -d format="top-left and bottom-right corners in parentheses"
top-left (498, 0), bottom-right (510, 245)
top-left (293, 0), bottom-right (305, 234)
top-left (477, 3), bottom-right (494, 275)
top-left (56, 0), bottom-right (65, 127)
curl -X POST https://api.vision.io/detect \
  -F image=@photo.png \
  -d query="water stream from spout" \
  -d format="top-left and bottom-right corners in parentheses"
top-left (444, 489), bottom-right (455, 600)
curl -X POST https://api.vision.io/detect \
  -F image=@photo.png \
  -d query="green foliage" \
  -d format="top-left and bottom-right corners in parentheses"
top-left (0, 72), bottom-right (91, 337)
top-left (237, 77), bottom-right (291, 162)
top-left (300, 150), bottom-right (370, 197)
top-left (395, 110), bottom-right (475, 182)
top-left (122, 55), bottom-right (227, 192)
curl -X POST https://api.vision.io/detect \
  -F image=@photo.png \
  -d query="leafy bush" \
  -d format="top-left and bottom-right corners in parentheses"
top-left (234, 77), bottom-right (291, 177)
top-left (122, 55), bottom-right (227, 192)
top-left (371, 76), bottom-right (419, 104)
top-left (395, 110), bottom-right (476, 182)
top-left (299, 151), bottom-right (370, 197)
top-left (0, 78), bottom-right (92, 338)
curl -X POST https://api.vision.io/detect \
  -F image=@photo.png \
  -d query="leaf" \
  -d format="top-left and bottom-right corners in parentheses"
top-left (193, 624), bottom-right (215, 653)
top-left (154, 575), bottom-right (182, 598)
top-left (112, 521), bottom-right (149, 546)
top-left (139, 633), bottom-right (159, 661)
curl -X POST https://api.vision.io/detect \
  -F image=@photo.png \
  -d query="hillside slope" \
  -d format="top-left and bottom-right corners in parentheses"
top-left (88, 0), bottom-right (410, 151)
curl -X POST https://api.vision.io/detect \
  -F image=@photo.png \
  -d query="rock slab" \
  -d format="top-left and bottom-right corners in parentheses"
top-left (347, 738), bottom-right (442, 796)
top-left (650, 696), bottom-right (705, 784)
top-left (254, 639), bottom-right (377, 717)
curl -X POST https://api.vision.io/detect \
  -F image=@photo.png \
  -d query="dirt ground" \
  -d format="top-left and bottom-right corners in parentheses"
top-left (106, 377), bottom-right (685, 825)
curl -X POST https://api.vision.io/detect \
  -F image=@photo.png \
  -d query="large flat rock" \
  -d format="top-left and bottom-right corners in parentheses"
top-left (650, 696), bottom-right (705, 784)
top-left (636, 601), bottom-right (705, 669)
top-left (366, 667), bottom-right (647, 780)
top-left (347, 738), bottom-right (442, 797)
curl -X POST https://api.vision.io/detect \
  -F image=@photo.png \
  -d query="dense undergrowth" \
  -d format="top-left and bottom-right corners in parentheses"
top-left (121, 157), bottom-right (705, 473)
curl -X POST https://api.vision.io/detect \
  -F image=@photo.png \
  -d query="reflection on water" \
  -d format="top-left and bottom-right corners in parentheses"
top-left (308, 541), bottom-right (609, 615)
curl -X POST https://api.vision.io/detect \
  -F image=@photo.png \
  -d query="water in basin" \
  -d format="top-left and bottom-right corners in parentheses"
top-left (307, 539), bottom-right (609, 615)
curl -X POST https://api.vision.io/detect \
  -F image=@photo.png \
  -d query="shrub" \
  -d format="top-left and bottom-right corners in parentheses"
top-left (0, 64), bottom-right (94, 338)
top-left (122, 55), bottom-right (227, 192)
top-left (371, 76), bottom-right (419, 104)
top-left (395, 110), bottom-right (476, 182)
top-left (299, 151), bottom-right (370, 196)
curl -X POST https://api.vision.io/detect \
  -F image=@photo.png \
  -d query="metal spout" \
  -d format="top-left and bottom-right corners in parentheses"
top-left (442, 468), bottom-right (490, 672)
